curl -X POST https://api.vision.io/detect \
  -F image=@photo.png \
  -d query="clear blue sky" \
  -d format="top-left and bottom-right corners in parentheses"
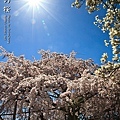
top-left (0, 0), bottom-right (112, 64)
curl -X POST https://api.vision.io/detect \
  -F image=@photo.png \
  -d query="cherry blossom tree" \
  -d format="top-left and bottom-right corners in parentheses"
top-left (0, 46), bottom-right (120, 120)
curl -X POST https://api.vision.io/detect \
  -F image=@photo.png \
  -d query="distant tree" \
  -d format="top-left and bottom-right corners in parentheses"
top-left (0, 46), bottom-right (120, 120)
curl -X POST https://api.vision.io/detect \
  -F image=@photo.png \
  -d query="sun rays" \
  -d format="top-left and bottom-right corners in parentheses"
top-left (13, 0), bottom-right (45, 17)
top-left (12, 0), bottom-right (64, 40)
top-left (12, 0), bottom-right (63, 25)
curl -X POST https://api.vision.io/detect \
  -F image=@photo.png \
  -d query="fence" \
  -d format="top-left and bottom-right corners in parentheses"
top-left (0, 98), bottom-right (120, 120)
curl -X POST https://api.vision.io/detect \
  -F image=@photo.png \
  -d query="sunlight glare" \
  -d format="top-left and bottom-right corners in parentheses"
top-left (26, 0), bottom-right (41, 8)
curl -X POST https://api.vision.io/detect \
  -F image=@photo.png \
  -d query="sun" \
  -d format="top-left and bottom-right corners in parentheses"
top-left (24, 0), bottom-right (42, 18)
top-left (28, 0), bottom-right (41, 7)
top-left (25, 0), bottom-right (42, 8)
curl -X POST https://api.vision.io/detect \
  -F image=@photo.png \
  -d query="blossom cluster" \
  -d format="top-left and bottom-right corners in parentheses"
top-left (71, 0), bottom-right (81, 9)
top-left (0, 47), bottom-right (119, 119)
top-left (86, 0), bottom-right (102, 13)
top-left (72, 0), bottom-right (120, 62)
top-left (93, 1), bottom-right (120, 62)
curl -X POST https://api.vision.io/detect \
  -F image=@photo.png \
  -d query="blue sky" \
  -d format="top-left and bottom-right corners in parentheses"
top-left (0, 0), bottom-right (112, 64)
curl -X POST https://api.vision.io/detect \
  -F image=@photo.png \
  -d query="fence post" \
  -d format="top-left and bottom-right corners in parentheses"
top-left (13, 100), bottom-right (17, 120)
top-left (28, 107), bottom-right (31, 120)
